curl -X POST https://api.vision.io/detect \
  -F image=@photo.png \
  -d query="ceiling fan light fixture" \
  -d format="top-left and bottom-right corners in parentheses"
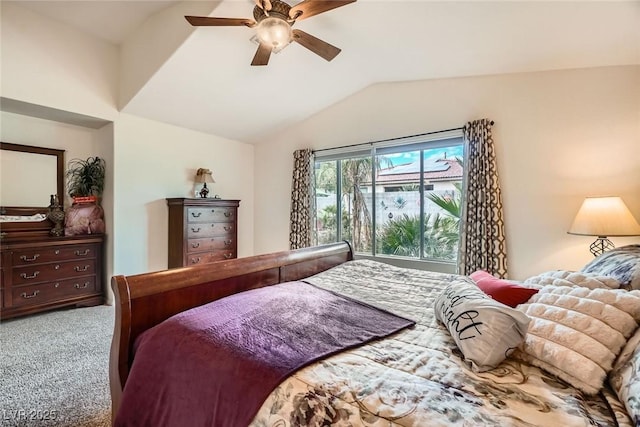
top-left (255, 17), bottom-right (292, 50)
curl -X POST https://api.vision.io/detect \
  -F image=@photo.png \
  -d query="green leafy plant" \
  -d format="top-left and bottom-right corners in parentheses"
top-left (377, 213), bottom-right (422, 257)
top-left (423, 213), bottom-right (459, 260)
top-left (66, 157), bottom-right (106, 198)
top-left (377, 213), bottom-right (459, 260)
top-left (426, 182), bottom-right (463, 219)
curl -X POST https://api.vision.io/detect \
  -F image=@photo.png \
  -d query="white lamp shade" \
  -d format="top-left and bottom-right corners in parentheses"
top-left (568, 196), bottom-right (640, 237)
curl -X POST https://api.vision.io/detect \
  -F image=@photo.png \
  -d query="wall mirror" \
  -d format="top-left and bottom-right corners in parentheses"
top-left (0, 142), bottom-right (65, 235)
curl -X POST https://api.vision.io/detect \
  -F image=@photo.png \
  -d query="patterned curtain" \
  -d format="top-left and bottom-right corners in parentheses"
top-left (289, 149), bottom-right (314, 249)
top-left (459, 119), bottom-right (508, 278)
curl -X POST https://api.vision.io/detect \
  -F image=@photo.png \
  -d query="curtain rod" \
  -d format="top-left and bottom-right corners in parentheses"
top-left (312, 126), bottom-right (464, 154)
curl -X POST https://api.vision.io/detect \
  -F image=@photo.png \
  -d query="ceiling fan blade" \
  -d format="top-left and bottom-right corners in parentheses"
top-left (185, 16), bottom-right (256, 28)
top-left (292, 29), bottom-right (341, 61)
top-left (289, 0), bottom-right (356, 21)
top-left (251, 43), bottom-right (272, 66)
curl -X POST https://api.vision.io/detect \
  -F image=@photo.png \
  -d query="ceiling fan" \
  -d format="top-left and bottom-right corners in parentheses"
top-left (185, 0), bottom-right (356, 66)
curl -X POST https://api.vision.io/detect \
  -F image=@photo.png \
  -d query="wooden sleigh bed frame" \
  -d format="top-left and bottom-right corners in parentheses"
top-left (109, 241), bottom-right (354, 419)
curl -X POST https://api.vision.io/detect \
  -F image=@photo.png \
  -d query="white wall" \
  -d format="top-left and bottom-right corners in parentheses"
top-left (254, 65), bottom-right (640, 280)
top-left (119, 1), bottom-right (216, 110)
top-left (113, 113), bottom-right (254, 276)
top-left (93, 123), bottom-right (115, 303)
top-left (0, 2), bottom-right (118, 120)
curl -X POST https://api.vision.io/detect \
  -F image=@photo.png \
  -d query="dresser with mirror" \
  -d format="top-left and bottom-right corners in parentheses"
top-left (0, 142), bottom-right (104, 319)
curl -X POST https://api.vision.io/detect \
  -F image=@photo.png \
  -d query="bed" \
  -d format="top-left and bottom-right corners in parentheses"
top-left (109, 241), bottom-right (640, 426)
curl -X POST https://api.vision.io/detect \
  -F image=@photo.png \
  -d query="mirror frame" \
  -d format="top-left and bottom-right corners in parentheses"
top-left (0, 142), bottom-right (65, 236)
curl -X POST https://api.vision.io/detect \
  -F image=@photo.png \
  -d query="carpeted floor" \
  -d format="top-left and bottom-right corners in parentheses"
top-left (0, 305), bottom-right (114, 427)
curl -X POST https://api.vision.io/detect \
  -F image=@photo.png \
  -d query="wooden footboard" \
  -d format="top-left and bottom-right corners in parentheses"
top-left (109, 241), bottom-right (353, 419)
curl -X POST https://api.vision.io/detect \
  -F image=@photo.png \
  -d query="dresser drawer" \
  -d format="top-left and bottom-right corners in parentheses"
top-left (186, 237), bottom-right (235, 253)
top-left (167, 198), bottom-right (239, 269)
top-left (186, 223), bottom-right (234, 239)
top-left (187, 207), bottom-right (236, 223)
top-left (1, 235), bottom-right (104, 319)
top-left (186, 250), bottom-right (236, 266)
top-left (12, 244), bottom-right (97, 266)
top-left (11, 277), bottom-right (97, 308)
top-left (12, 260), bottom-right (96, 286)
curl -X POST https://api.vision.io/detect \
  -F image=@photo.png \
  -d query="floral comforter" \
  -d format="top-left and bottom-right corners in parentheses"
top-left (250, 259), bottom-right (632, 427)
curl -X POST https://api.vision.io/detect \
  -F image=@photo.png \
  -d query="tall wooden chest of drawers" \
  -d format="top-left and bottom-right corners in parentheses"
top-left (0, 234), bottom-right (104, 319)
top-left (166, 198), bottom-right (240, 268)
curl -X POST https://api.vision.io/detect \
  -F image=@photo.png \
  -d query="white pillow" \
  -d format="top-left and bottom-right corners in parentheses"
top-left (609, 327), bottom-right (640, 423)
top-left (434, 278), bottom-right (531, 372)
top-left (580, 244), bottom-right (640, 290)
top-left (524, 270), bottom-right (621, 289)
top-left (515, 286), bottom-right (640, 395)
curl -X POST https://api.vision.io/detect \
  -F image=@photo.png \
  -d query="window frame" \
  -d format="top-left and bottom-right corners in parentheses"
top-left (314, 130), bottom-right (467, 273)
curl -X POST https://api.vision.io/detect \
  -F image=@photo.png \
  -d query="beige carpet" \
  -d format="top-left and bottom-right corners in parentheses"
top-left (0, 305), bottom-right (113, 427)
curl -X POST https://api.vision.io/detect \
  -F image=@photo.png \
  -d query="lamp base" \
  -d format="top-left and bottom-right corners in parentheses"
top-left (199, 183), bottom-right (209, 198)
top-left (589, 237), bottom-right (614, 257)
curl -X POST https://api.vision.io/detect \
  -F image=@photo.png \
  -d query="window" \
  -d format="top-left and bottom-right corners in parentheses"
top-left (314, 131), bottom-right (466, 268)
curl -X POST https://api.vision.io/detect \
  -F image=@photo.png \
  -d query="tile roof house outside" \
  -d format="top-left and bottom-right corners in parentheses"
top-left (375, 158), bottom-right (463, 190)
top-left (368, 158), bottom-right (462, 223)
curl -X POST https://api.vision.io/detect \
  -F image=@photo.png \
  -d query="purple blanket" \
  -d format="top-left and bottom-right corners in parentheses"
top-left (114, 281), bottom-right (414, 427)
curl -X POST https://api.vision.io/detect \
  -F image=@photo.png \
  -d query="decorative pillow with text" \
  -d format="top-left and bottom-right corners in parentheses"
top-left (434, 278), bottom-right (531, 372)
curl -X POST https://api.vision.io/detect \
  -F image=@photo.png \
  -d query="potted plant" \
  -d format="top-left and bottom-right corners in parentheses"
top-left (64, 157), bottom-right (106, 236)
top-left (66, 157), bottom-right (106, 204)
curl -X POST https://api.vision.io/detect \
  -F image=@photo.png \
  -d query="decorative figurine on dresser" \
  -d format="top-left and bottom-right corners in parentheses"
top-left (0, 142), bottom-right (105, 319)
top-left (166, 198), bottom-right (240, 268)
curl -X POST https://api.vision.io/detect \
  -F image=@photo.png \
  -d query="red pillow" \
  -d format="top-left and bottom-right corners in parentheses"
top-left (469, 270), bottom-right (538, 308)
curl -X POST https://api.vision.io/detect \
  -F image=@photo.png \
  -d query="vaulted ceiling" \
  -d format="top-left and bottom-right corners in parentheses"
top-left (12, 1), bottom-right (640, 144)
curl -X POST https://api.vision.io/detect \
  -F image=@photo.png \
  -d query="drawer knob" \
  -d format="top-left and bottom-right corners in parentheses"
top-left (75, 282), bottom-right (89, 289)
top-left (224, 212), bottom-right (233, 217)
top-left (224, 253), bottom-right (233, 259)
top-left (20, 254), bottom-right (40, 262)
top-left (191, 212), bottom-right (202, 218)
top-left (74, 265), bottom-right (90, 272)
top-left (224, 226), bottom-right (231, 231)
top-left (55, 264), bottom-right (60, 270)
top-left (224, 240), bottom-right (232, 246)
top-left (191, 242), bottom-right (200, 248)
top-left (20, 271), bottom-right (40, 280)
top-left (75, 249), bottom-right (90, 256)
top-left (211, 209), bottom-right (215, 213)
top-left (21, 290), bottom-right (40, 299)
top-left (191, 257), bottom-right (201, 264)
top-left (191, 227), bottom-right (201, 233)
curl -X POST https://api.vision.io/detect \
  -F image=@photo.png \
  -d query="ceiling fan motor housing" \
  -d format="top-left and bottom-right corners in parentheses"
top-left (253, 0), bottom-right (293, 23)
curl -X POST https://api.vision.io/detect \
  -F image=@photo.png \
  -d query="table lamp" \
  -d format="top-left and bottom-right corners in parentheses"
top-left (568, 196), bottom-right (640, 256)
top-left (194, 168), bottom-right (215, 198)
